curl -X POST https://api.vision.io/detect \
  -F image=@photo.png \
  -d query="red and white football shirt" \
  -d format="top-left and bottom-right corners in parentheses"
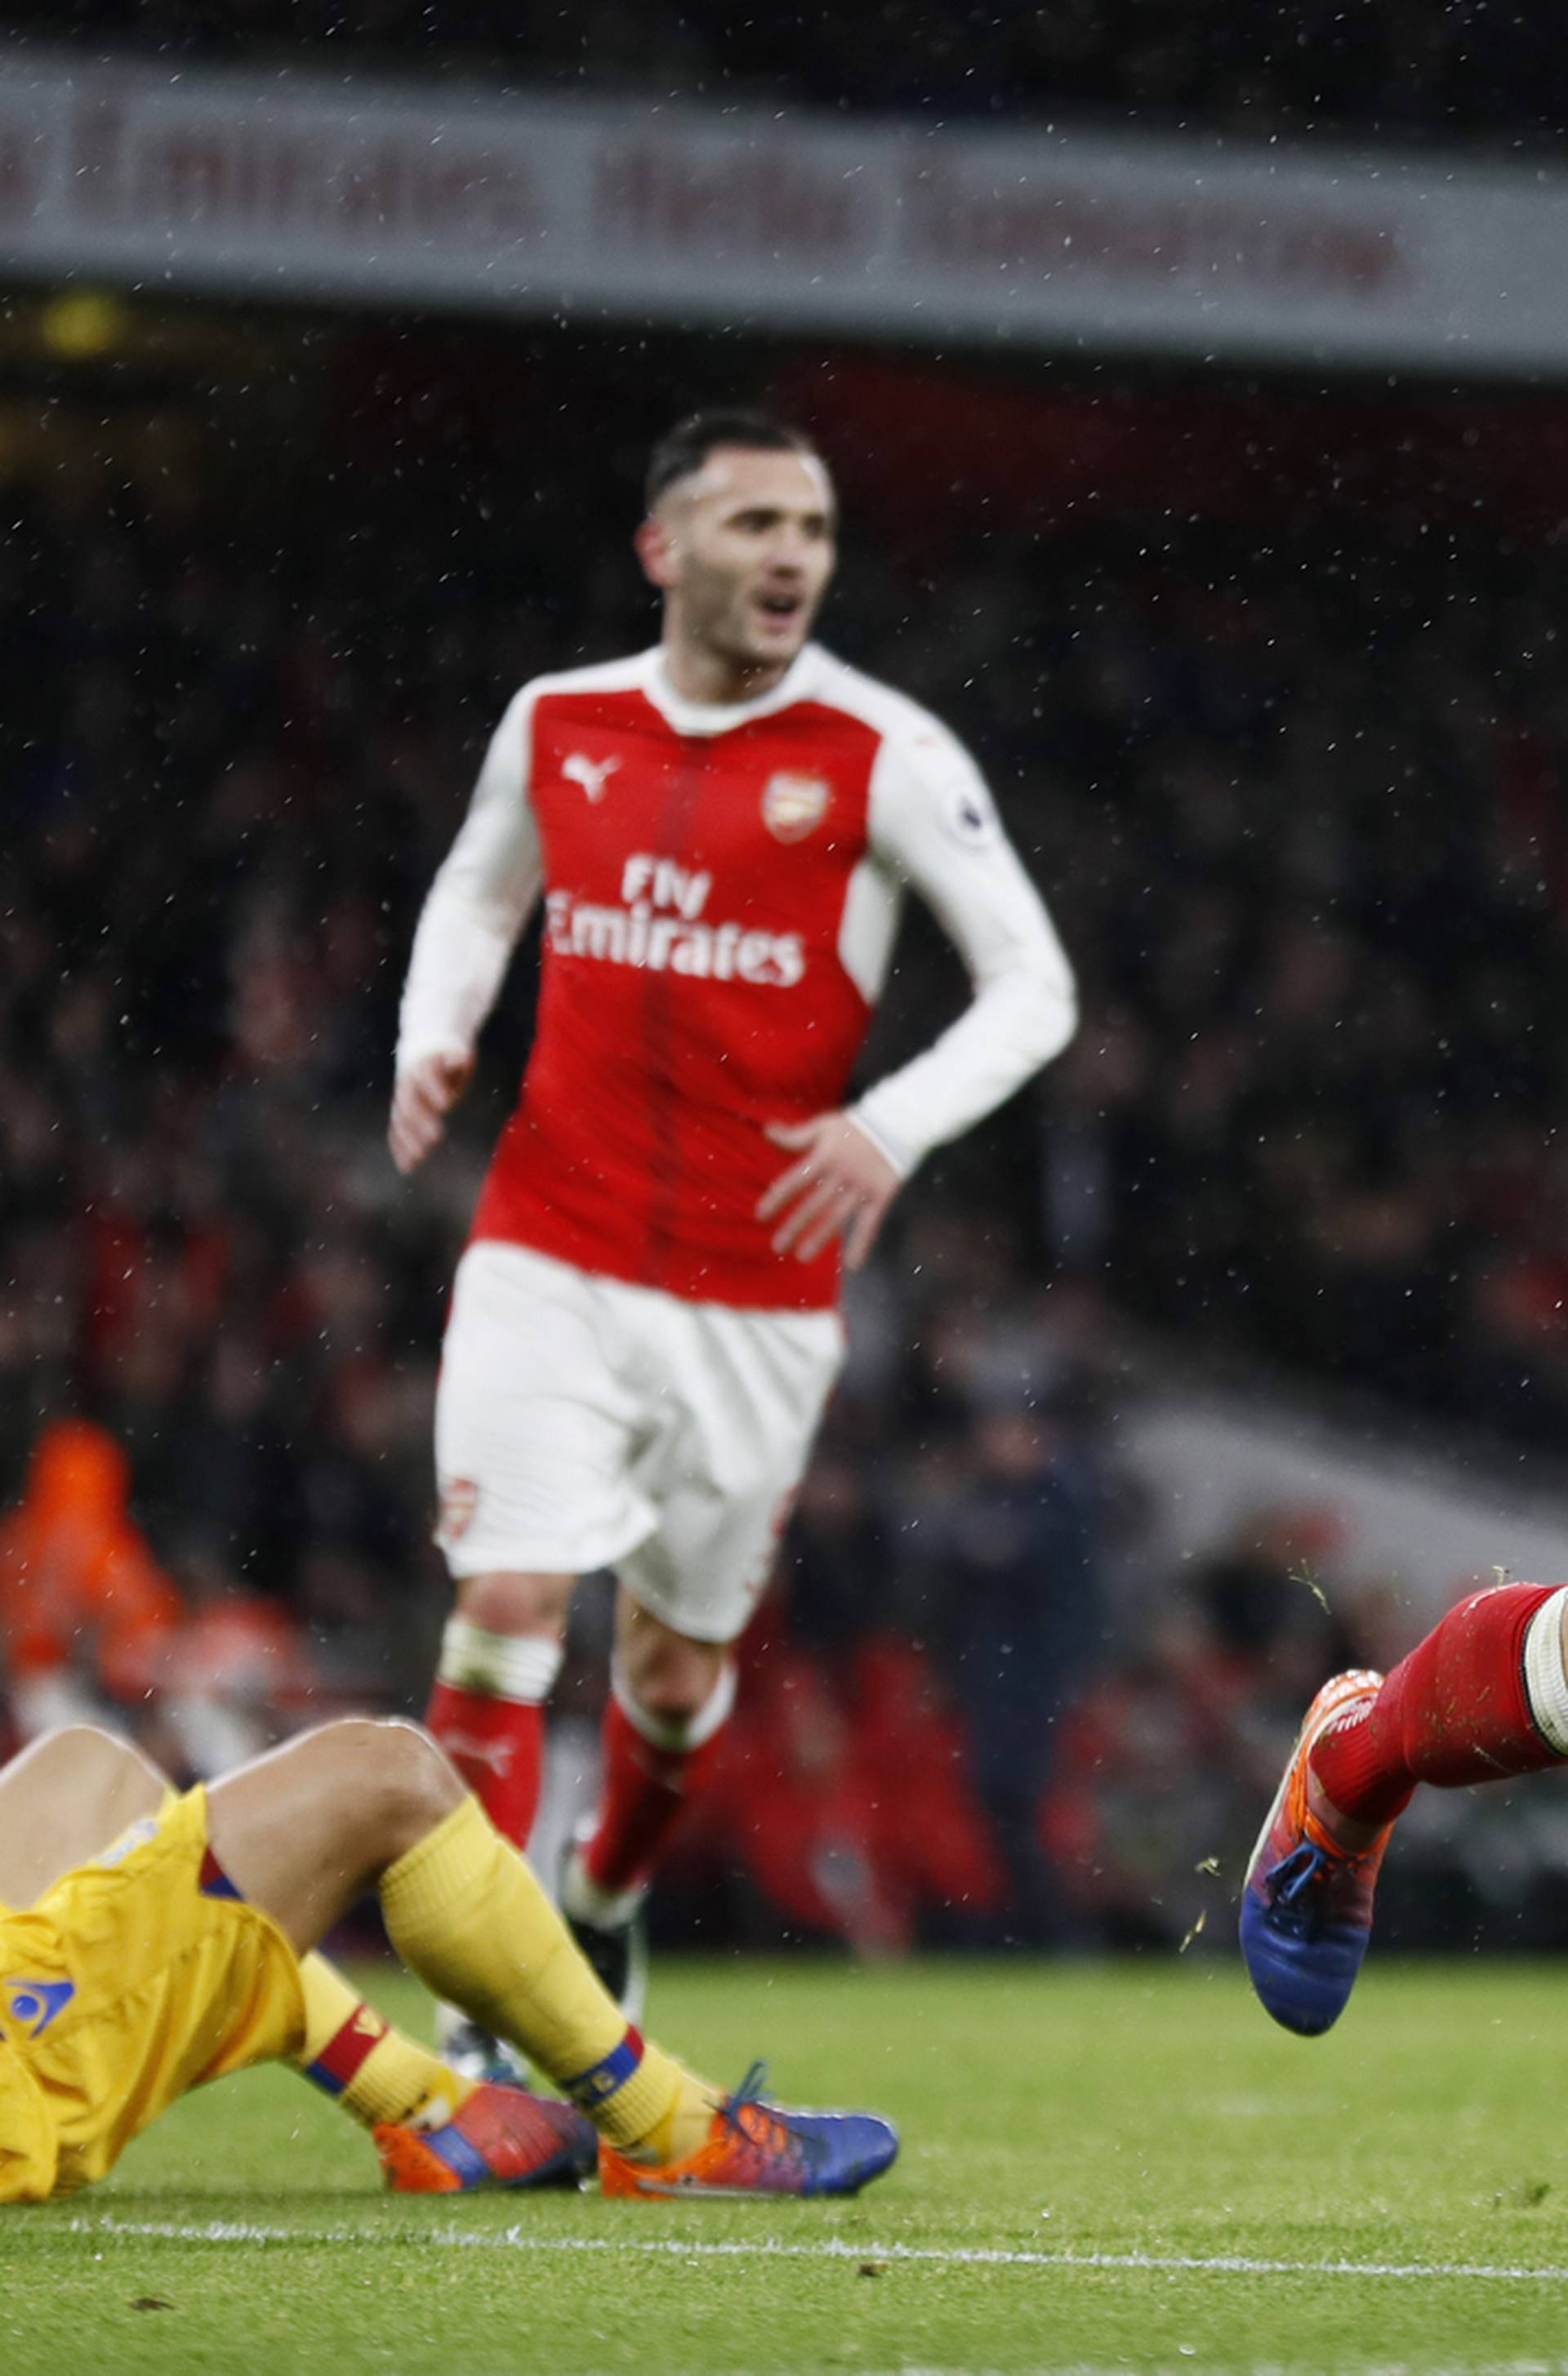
top-left (398, 644), bottom-right (1076, 1310)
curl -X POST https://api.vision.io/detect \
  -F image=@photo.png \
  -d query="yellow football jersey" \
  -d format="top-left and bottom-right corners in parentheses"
top-left (0, 1910), bottom-right (57, 2203)
top-left (0, 1787), bottom-right (304, 2202)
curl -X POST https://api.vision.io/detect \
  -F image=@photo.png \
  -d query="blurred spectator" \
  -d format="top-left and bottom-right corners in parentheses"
top-left (676, 1625), bottom-right (1008, 1955)
top-left (906, 1401), bottom-right (1107, 1940)
top-left (0, 1417), bottom-right (330, 1773)
top-left (157, 1548), bottom-right (320, 1779)
top-left (0, 1418), bottom-right (181, 1737)
top-left (779, 1450), bottom-right (887, 1653)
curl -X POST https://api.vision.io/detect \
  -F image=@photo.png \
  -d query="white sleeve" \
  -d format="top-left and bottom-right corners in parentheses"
top-left (395, 687), bottom-right (543, 1074)
top-left (849, 715), bottom-right (1077, 1175)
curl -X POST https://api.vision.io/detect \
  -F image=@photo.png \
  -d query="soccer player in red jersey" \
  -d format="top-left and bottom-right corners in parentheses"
top-left (389, 410), bottom-right (1077, 2065)
top-left (1241, 1579), bottom-right (1568, 2035)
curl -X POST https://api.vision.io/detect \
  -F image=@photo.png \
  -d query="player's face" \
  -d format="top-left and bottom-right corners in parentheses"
top-left (644, 447), bottom-right (838, 681)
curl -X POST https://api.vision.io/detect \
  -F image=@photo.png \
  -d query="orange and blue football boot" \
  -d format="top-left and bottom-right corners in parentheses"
top-left (598, 2062), bottom-right (898, 2199)
top-left (375, 2080), bottom-right (596, 2193)
top-left (1240, 1669), bottom-right (1392, 2038)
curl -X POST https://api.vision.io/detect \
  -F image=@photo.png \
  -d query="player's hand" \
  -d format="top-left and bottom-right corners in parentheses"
top-left (757, 1111), bottom-right (901, 1271)
top-left (389, 1050), bottom-right (475, 1175)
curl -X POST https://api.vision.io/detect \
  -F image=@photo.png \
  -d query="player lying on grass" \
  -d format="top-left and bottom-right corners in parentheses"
top-left (0, 1717), bottom-right (897, 2204)
top-left (1241, 1577), bottom-right (1568, 2036)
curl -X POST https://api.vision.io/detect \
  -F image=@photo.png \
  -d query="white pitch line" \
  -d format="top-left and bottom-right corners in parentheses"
top-left (61, 2214), bottom-right (1568, 2285)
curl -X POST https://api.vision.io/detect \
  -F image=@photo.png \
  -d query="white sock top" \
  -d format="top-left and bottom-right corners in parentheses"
top-left (1522, 1587), bottom-right (1568, 1757)
top-left (437, 1616), bottom-right (564, 1704)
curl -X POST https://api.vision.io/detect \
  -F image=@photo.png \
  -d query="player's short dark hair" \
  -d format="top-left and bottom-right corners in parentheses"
top-left (644, 408), bottom-right (817, 510)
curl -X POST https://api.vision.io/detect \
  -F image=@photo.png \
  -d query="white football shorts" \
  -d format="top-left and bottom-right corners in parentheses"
top-left (434, 1239), bottom-right (844, 1643)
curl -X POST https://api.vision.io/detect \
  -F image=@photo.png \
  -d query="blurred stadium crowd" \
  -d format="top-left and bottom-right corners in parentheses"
top-left (7, 343), bottom-right (1568, 1955)
top-left (7, 0), bottom-right (1568, 150)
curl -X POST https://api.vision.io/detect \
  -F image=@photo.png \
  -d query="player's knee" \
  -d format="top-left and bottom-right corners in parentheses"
top-left (376, 1719), bottom-right (465, 1846)
top-left (457, 1569), bottom-right (573, 1637)
top-left (621, 1638), bottom-right (728, 1727)
top-left (625, 1673), bottom-right (706, 1727)
top-left (28, 1723), bottom-right (126, 1766)
top-left (327, 1718), bottom-right (461, 1861)
top-left (24, 1724), bottom-right (166, 1797)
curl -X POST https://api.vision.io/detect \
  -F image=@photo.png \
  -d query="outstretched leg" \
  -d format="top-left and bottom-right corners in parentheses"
top-left (204, 1718), bottom-right (712, 2164)
top-left (1241, 1581), bottom-right (1568, 2035)
top-left (206, 1716), bottom-right (897, 2199)
top-left (1310, 1582), bottom-right (1567, 1824)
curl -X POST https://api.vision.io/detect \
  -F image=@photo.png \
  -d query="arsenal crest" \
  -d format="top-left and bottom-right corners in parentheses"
top-left (439, 1477), bottom-right (479, 1541)
top-left (761, 771), bottom-right (831, 843)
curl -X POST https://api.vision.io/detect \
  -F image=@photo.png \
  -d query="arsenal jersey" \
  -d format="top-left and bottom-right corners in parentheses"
top-left (397, 644), bottom-right (1076, 1311)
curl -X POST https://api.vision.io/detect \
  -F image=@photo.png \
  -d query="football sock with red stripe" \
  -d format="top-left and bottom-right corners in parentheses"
top-left (1311, 1582), bottom-right (1568, 1829)
top-left (378, 1792), bottom-right (714, 2161)
top-left (424, 1618), bottom-right (563, 1848)
top-left (577, 1665), bottom-right (736, 1901)
top-left (294, 1954), bottom-right (473, 2131)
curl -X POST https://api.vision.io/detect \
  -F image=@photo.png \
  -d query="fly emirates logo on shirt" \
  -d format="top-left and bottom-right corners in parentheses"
top-left (544, 854), bottom-right (806, 988)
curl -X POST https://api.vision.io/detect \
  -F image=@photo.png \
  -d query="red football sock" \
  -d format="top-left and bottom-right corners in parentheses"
top-left (580, 1687), bottom-right (733, 1898)
top-left (1311, 1582), bottom-right (1564, 1829)
top-left (425, 1678), bottom-right (544, 1848)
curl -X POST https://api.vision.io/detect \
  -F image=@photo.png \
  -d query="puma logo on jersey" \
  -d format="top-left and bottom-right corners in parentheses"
top-left (563, 751), bottom-right (621, 804)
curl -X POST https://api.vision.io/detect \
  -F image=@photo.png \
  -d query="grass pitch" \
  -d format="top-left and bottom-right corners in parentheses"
top-left (4, 1955), bottom-right (1568, 2376)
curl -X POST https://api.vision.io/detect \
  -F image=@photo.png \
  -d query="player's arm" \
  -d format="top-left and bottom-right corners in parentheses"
top-left (849, 715), bottom-right (1077, 1176)
top-left (390, 688), bottom-right (543, 1175)
top-left (759, 717), bottom-right (1076, 1269)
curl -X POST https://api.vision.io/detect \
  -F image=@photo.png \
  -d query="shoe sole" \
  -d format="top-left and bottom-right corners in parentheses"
top-left (608, 2170), bottom-right (882, 2200)
top-left (616, 2178), bottom-right (792, 2199)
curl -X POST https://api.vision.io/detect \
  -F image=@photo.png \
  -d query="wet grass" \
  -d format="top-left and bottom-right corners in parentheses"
top-left (4, 1955), bottom-right (1566, 2374)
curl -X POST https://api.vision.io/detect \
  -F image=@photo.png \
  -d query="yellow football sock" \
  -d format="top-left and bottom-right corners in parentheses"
top-left (378, 1794), bottom-right (715, 2160)
top-left (295, 1952), bottom-right (474, 2132)
top-left (631, 2080), bottom-right (718, 2169)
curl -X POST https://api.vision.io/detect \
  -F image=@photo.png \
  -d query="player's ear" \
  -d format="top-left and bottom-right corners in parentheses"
top-left (635, 515), bottom-right (677, 591)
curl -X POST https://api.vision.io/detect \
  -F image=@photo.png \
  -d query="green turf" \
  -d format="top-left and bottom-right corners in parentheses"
top-left (4, 1956), bottom-right (1568, 2375)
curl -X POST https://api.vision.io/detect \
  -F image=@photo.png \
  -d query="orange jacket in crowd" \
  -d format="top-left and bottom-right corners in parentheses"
top-left (0, 1419), bottom-right (183, 1705)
